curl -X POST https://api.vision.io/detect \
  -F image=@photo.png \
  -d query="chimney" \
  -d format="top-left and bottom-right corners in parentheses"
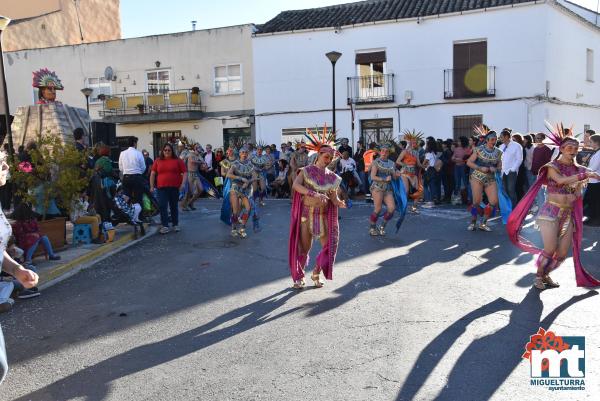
top-left (191, 21), bottom-right (197, 31)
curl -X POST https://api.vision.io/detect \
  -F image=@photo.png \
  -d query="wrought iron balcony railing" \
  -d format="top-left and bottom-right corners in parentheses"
top-left (98, 88), bottom-right (205, 117)
top-left (444, 66), bottom-right (496, 99)
top-left (347, 74), bottom-right (395, 105)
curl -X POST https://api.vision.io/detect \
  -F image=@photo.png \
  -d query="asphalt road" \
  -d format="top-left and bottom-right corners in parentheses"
top-left (1, 199), bottom-right (599, 401)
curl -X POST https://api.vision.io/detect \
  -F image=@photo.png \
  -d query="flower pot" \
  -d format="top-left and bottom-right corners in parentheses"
top-left (38, 217), bottom-right (67, 255)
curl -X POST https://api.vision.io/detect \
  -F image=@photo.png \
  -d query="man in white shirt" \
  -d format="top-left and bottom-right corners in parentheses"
top-left (338, 151), bottom-right (362, 193)
top-left (499, 129), bottom-right (523, 207)
top-left (118, 136), bottom-right (146, 205)
top-left (584, 134), bottom-right (600, 226)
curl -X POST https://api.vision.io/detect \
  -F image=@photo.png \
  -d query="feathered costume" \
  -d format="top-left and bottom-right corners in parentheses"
top-left (507, 122), bottom-right (600, 287)
top-left (289, 124), bottom-right (342, 284)
top-left (470, 125), bottom-right (512, 225)
top-left (399, 130), bottom-right (424, 202)
top-left (368, 142), bottom-right (408, 234)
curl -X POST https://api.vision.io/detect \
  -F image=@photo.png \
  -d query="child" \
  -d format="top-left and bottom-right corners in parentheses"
top-left (12, 203), bottom-right (61, 267)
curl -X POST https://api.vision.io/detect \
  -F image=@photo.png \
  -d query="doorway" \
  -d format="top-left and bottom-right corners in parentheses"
top-left (152, 130), bottom-right (182, 159)
top-left (360, 118), bottom-right (393, 145)
top-left (223, 127), bottom-right (251, 150)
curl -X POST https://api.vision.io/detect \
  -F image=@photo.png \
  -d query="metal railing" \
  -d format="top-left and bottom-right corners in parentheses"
top-left (444, 66), bottom-right (496, 99)
top-left (347, 74), bottom-right (395, 104)
top-left (98, 88), bottom-right (205, 116)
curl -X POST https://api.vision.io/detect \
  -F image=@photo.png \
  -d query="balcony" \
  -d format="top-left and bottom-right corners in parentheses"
top-left (444, 66), bottom-right (496, 99)
top-left (98, 88), bottom-right (206, 124)
top-left (347, 74), bottom-right (395, 105)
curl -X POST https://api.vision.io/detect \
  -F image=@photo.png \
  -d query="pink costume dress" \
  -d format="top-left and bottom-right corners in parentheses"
top-left (288, 164), bottom-right (342, 282)
top-left (507, 160), bottom-right (600, 287)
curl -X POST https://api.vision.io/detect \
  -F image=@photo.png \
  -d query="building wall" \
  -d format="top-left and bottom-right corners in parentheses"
top-left (1, 0), bottom-right (121, 52)
top-left (545, 4), bottom-right (600, 106)
top-left (3, 24), bottom-right (255, 148)
top-left (253, 2), bottom-right (550, 145)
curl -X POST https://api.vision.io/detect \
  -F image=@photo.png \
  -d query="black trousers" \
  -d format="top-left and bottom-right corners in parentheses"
top-left (122, 174), bottom-right (145, 205)
top-left (584, 183), bottom-right (600, 222)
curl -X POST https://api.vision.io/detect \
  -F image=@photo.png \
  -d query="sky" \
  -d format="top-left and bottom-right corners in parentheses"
top-left (119, 0), bottom-right (600, 38)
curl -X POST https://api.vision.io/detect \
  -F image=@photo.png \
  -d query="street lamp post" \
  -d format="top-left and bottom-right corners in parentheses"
top-left (325, 51), bottom-right (342, 137)
top-left (0, 16), bottom-right (13, 156)
top-left (81, 87), bottom-right (93, 145)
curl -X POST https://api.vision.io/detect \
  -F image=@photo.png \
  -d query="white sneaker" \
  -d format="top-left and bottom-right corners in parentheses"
top-left (173, 226), bottom-right (180, 232)
top-left (159, 226), bottom-right (170, 234)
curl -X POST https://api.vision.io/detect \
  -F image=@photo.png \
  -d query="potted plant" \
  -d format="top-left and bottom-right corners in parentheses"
top-left (136, 103), bottom-right (145, 114)
top-left (10, 132), bottom-right (92, 251)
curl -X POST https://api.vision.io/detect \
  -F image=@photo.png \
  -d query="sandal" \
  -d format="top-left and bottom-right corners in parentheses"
top-left (369, 227), bottom-right (379, 236)
top-left (292, 279), bottom-right (305, 289)
top-left (534, 276), bottom-right (546, 290)
top-left (543, 275), bottom-right (560, 288)
top-left (311, 270), bottom-right (324, 288)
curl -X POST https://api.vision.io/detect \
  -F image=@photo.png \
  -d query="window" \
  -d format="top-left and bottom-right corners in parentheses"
top-left (587, 49), bottom-right (594, 82)
top-left (453, 115), bottom-right (482, 140)
top-left (146, 70), bottom-right (170, 94)
top-left (214, 64), bottom-right (242, 95)
top-left (86, 77), bottom-right (112, 103)
top-left (355, 51), bottom-right (386, 97)
top-left (453, 40), bottom-right (488, 98)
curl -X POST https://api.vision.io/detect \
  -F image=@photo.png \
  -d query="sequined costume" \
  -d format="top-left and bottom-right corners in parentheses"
top-left (398, 149), bottom-right (423, 200)
top-left (471, 146), bottom-right (503, 186)
top-left (289, 164), bottom-right (341, 282)
top-left (370, 158), bottom-right (396, 195)
top-left (301, 164), bottom-right (342, 239)
top-left (219, 157), bottom-right (236, 177)
top-left (229, 159), bottom-right (255, 199)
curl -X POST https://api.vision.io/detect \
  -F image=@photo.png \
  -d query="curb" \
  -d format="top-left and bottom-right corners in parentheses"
top-left (38, 225), bottom-right (158, 290)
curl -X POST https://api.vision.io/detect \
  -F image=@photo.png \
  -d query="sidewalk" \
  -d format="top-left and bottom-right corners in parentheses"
top-left (31, 221), bottom-right (157, 289)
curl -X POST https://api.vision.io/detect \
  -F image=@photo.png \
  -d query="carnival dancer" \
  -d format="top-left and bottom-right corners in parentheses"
top-left (32, 68), bottom-right (63, 105)
top-left (465, 127), bottom-right (504, 231)
top-left (220, 147), bottom-right (238, 224)
top-left (224, 147), bottom-right (259, 238)
top-left (250, 143), bottom-right (271, 206)
top-left (289, 126), bottom-right (346, 289)
top-left (369, 144), bottom-right (406, 236)
top-left (289, 143), bottom-right (309, 199)
top-left (396, 130), bottom-right (425, 213)
top-left (181, 148), bottom-right (204, 211)
top-left (508, 122), bottom-right (600, 290)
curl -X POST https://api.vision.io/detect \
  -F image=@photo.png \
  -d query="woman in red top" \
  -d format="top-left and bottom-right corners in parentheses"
top-left (150, 143), bottom-right (187, 234)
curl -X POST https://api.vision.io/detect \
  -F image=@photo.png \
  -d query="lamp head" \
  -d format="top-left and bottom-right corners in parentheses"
top-left (81, 87), bottom-right (93, 97)
top-left (326, 51), bottom-right (342, 65)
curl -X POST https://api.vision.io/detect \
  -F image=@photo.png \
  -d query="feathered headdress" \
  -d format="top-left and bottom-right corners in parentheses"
top-left (32, 68), bottom-right (64, 89)
top-left (474, 124), bottom-right (497, 141)
top-left (544, 121), bottom-right (578, 147)
top-left (402, 129), bottom-right (424, 143)
top-left (255, 141), bottom-right (268, 149)
top-left (304, 123), bottom-right (341, 155)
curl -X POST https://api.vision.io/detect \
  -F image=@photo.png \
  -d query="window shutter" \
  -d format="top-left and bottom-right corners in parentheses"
top-left (355, 51), bottom-right (386, 65)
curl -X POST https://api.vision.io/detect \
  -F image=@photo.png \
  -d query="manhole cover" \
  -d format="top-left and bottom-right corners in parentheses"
top-left (192, 240), bottom-right (239, 249)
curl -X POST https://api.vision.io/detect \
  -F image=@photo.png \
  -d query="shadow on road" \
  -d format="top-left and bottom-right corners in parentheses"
top-left (395, 289), bottom-right (597, 401)
top-left (11, 289), bottom-right (302, 401)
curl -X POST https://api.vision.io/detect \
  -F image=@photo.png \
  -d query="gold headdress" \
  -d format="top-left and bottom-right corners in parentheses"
top-left (402, 129), bottom-right (424, 143)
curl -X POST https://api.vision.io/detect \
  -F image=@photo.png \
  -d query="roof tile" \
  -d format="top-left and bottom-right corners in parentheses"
top-left (258, 0), bottom-right (534, 33)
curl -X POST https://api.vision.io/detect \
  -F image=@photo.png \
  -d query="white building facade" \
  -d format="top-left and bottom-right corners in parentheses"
top-left (4, 24), bottom-right (255, 156)
top-left (253, 0), bottom-right (600, 146)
